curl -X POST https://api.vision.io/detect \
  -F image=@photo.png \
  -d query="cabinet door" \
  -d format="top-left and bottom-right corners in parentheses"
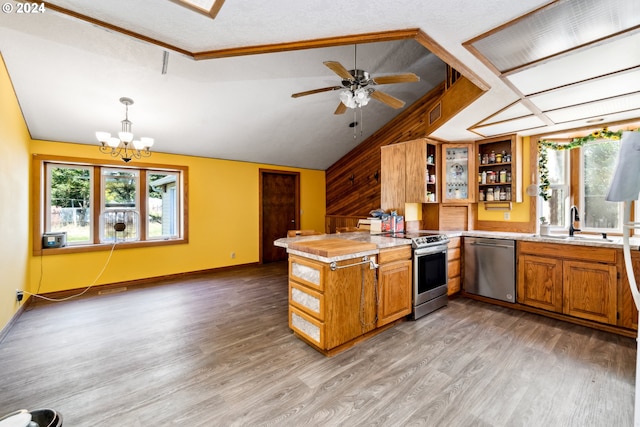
top-left (563, 260), bottom-right (617, 324)
top-left (517, 254), bottom-right (563, 312)
top-left (618, 250), bottom-right (640, 330)
top-left (381, 143), bottom-right (406, 214)
top-left (441, 143), bottom-right (475, 203)
top-left (377, 260), bottom-right (412, 327)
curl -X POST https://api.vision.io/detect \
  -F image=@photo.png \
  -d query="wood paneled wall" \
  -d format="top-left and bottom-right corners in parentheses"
top-left (326, 76), bottom-right (485, 217)
top-left (326, 83), bottom-right (445, 216)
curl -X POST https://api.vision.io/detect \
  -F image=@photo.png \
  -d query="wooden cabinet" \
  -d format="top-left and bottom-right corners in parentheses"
top-left (381, 143), bottom-right (406, 214)
top-left (447, 237), bottom-right (462, 295)
top-left (441, 143), bottom-right (475, 203)
top-left (381, 138), bottom-right (440, 214)
top-left (563, 260), bottom-right (617, 324)
top-left (377, 246), bottom-right (412, 327)
top-left (476, 134), bottom-right (522, 205)
top-left (616, 249), bottom-right (640, 330)
top-left (518, 254), bottom-right (564, 312)
top-left (288, 255), bottom-right (376, 352)
top-left (517, 242), bottom-right (617, 325)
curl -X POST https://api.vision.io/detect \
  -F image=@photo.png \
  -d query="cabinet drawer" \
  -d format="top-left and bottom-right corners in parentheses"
top-left (448, 276), bottom-right (461, 295)
top-left (378, 246), bottom-right (412, 263)
top-left (448, 259), bottom-right (460, 279)
top-left (290, 305), bottom-right (325, 349)
top-left (448, 247), bottom-right (460, 261)
top-left (289, 281), bottom-right (324, 321)
top-left (289, 256), bottom-right (325, 291)
top-left (519, 241), bottom-right (615, 264)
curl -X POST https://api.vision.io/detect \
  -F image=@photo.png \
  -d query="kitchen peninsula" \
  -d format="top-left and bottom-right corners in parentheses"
top-left (274, 233), bottom-right (413, 356)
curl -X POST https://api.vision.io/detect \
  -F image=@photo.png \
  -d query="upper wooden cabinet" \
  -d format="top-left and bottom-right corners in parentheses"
top-left (476, 134), bottom-right (523, 205)
top-left (381, 138), bottom-right (440, 214)
top-left (441, 143), bottom-right (475, 204)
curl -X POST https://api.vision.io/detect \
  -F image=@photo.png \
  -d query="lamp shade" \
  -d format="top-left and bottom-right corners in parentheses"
top-left (96, 131), bottom-right (111, 142)
top-left (118, 131), bottom-right (134, 143)
top-left (140, 137), bottom-right (154, 148)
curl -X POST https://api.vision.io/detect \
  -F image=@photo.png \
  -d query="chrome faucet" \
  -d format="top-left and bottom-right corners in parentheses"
top-left (569, 205), bottom-right (581, 236)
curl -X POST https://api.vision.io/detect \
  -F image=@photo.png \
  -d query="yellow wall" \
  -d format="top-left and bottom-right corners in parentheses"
top-left (28, 141), bottom-right (326, 294)
top-left (477, 136), bottom-right (532, 223)
top-left (0, 55), bottom-right (31, 331)
top-left (0, 53), bottom-right (325, 334)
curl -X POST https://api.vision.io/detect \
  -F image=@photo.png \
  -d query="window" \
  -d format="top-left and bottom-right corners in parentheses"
top-left (539, 147), bottom-right (569, 229)
top-left (538, 138), bottom-right (626, 234)
top-left (581, 140), bottom-right (623, 231)
top-left (46, 164), bottom-right (93, 244)
top-left (35, 155), bottom-right (187, 254)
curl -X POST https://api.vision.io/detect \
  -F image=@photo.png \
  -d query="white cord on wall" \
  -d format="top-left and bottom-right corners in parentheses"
top-left (25, 241), bottom-right (118, 302)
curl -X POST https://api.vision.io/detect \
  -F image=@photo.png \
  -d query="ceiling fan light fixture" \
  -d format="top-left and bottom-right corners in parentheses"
top-left (339, 90), bottom-right (357, 109)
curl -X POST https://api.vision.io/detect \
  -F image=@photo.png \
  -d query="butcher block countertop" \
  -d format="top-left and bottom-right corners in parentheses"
top-left (275, 232), bottom-right (410, 263)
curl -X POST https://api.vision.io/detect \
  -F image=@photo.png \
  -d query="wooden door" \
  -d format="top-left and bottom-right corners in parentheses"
top-left (261, 170), bottom-right (299, 263)
top-left (517, 254), bottom-right (563, 313)
top-left (563, 260), bottom-right (617, 324)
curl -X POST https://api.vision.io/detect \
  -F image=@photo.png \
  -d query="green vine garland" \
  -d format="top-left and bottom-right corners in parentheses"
top-left (537, 127), bottom-right (638, 200)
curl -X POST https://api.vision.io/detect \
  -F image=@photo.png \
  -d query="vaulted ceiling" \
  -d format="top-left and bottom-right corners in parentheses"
top-left (0, 0), bottom-right (638, 169)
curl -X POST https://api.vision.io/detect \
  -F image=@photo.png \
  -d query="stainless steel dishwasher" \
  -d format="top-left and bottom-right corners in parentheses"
top-left (463, 237), bottom-right (516, 303)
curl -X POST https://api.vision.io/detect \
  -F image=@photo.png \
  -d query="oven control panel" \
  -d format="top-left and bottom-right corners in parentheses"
top-left (412, 234), bottom-right (449, 248)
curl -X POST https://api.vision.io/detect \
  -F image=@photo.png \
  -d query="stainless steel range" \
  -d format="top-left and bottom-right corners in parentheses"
top-left (405, 232), bottom-right (450, 319)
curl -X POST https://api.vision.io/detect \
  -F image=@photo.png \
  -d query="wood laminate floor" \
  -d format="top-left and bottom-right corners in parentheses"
top-left (0, 262), bottom-right (635, 426)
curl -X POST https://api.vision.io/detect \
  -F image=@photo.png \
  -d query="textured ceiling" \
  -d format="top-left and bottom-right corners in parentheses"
top-left (0, 0), bottom-right (638, 169)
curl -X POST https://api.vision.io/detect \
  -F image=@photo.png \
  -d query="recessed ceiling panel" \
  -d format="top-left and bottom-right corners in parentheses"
top-left (529, 68), bottom-right (640, 111)
top-left (472, 115), bottom-right (546, 137)
top-left (469, 0), bottom-right (640, 73)
top-left (506, 31), bottom-right (640, 95)
top-left (478, 101), bottom-right (533, 125)
top-left (545, 92), bottom-right (640, 123)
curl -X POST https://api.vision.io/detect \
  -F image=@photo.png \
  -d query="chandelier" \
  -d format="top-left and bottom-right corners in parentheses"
top-left (96, 97), bottom-right (154, 163)
top-left (339, 87), bottom-right (372, 109)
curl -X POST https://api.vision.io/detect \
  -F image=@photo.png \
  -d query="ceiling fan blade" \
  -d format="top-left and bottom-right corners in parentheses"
top-left (323, 61), bottom-right (354, 80)
top-left (370, 90), bottom-right (405, 109)
top-left (334, 102), bottom-right (347, 115)
top-left (291, 86), bottom-right (342, 98)
top-left (371, 73), bottom-right (420, 85)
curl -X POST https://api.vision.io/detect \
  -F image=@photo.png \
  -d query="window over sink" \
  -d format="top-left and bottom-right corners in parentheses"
top-left (538, 134), bottom-right (633, 235)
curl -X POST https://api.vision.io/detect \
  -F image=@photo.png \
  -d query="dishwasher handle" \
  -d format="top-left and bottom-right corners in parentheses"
top-left (469, 241), bottom-right (514, 249)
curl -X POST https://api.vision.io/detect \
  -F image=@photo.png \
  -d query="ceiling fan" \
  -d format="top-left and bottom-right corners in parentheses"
top-left (291, 59), bottom-right (420, 114)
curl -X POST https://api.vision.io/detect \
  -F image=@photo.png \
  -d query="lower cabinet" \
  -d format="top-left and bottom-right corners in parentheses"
top-left (517, 242), bottom-right (617, 325)
top-left (288, 246), bottom-right (413, 353)
top-left (447, 237), bottom-right (461, 295)
top-left (288, 254), bottom-right (377, 352)
top-left (377, 246), bottom-right (412, 327)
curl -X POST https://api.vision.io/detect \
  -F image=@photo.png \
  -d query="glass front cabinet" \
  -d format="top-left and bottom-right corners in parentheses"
top-left (441, 143), bottom-right (475, 203)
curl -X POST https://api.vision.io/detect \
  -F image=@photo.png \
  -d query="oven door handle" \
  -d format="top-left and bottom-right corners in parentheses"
top-left (413, 247), bottom-right (448, 256)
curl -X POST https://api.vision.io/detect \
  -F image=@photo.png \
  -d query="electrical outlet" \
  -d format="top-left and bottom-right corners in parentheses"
top-left (231, 252), bottom-right (236, 259)
top-left (16, 290), bottom-right (23, 302)
top-left (503, 212), bottom-right (511, 221)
